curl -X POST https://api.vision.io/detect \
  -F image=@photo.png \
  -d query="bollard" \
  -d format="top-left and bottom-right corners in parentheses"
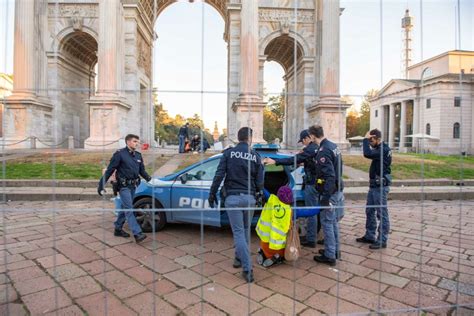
top-left (68, 136), bottom-right (74, 149)
top-left (30, 136), bottom-right (36, 149)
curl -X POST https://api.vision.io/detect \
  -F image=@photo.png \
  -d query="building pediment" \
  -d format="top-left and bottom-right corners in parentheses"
top-left (377, 79), bottom-right (418, 97)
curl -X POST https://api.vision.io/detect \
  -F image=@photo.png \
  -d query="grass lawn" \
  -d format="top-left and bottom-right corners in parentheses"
top-left (344, 153), bottom-right (474, 180)
top-left (2, 151), bottom-right (171, 180)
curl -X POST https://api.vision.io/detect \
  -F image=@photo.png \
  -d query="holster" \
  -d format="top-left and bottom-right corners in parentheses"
top-left (111, 181), bottom-right (119, 196)
top-left (315, 178), bottom-right (325, 193)
top-left (219, 187), bottom-right (227, 208)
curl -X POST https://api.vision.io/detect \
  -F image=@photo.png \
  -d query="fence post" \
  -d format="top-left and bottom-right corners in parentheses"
top-left (68, 136), bottom-right (74, 149)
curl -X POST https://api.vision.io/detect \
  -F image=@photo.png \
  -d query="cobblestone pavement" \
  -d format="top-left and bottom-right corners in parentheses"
top-left (0, 200), bottom-right (473, 315)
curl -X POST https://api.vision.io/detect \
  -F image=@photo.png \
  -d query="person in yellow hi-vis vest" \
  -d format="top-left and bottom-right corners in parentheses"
top-left (256, 186), bottom-right (293, 267)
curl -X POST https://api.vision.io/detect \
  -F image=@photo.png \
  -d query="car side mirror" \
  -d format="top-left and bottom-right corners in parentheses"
top-left (179, 174), bottom-right (188, 184)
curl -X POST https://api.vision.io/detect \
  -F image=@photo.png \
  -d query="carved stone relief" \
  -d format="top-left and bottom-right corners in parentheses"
top-left (48, 4), bottom-right (98, 18)
top-left (259, 9), bottom-right (314, 23)
top-left (137, 33), bottom-right (152, 78)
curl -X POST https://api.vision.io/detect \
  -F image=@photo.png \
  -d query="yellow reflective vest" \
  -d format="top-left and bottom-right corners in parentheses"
top-left (256, 194), bottom-right (292, 250)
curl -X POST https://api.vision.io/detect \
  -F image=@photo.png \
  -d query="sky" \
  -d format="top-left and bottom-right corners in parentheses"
top-left (0, 0), bottom-right (472, 130)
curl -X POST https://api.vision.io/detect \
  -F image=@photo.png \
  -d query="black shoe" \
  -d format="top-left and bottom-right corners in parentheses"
top-left (242, 270), bottom-right (254, 283)
top-left (369, 242), bottom-right (387, 249)
top-left (317, 239), bottom-right (325, 245)
top-left (356, 236), bottom-right (376, 244)
top-left (318, 249), bottom-right (342, 260)
top-left (114, 229), bottom-right (130, 238)
top-left (134, 233), bottom-right (147, 243)
top-left (300, 240), bottom-right (316, 248)
top-left (233, 258), bottom-right (242, 268)
top-left (313, 254), bottom-right (336, 266)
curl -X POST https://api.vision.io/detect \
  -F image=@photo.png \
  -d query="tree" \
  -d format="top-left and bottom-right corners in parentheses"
top-left (357, 89), bottom-right (377, 136)
top-left (263, 91), bottom-right (285, 142)
top-left (346, 108), bottom-right (360, 138)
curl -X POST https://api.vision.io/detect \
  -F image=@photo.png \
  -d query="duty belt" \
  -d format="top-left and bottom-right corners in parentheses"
top-left (119, 178), bottom-right (140, 187)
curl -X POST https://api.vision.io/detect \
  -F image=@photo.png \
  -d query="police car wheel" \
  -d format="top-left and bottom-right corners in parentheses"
top-left (133, 198), bottom-right (167, 232)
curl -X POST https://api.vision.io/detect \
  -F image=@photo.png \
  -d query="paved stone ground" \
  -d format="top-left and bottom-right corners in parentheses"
top-left (0, 200), bottom-right (473, 315)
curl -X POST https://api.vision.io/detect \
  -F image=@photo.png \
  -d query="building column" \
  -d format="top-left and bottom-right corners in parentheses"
top-left (231, 0), bottom-right (266, 143)
top-left (4, 0), bottom-right (52, 148)
top-left (13, 0), bottom-right (36, 96)
top-left (307, 0), bottom-right (350, 148)
top-left (413, 98), bottom-right (420, 135)
top-left (97, 0), bottom-right (121, 95)
top-left (378, 105), bottom-right (386, 141)
top-left (388, 103), bottom-right (396, 148)
top-left (85, 0), bottom-right (129, 148)
top-left (399, 101), bottom-right (407, 151)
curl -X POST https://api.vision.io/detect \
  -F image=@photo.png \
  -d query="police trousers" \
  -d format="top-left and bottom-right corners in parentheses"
top-left (225, 194), bottom-right (256, 272)
top-left (304, 185), bottom-right (319, 243)
top-left (114, 186), bottom-right (142, 236)
top-left (364, 186), bottom-right (390, 244)
top-left (319, 191), bottom-right (344, 260)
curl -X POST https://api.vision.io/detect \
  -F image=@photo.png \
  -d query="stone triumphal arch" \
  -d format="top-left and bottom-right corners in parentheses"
top-left (5, 0), bottom-right (349, 149)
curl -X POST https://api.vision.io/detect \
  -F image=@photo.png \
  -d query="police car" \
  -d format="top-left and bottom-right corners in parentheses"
top-left (129, 145), bottom-right (308, 232)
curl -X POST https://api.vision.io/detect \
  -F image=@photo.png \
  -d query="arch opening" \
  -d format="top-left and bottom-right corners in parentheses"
top-left (55, 31), bottom-right (98, 147)
top-left (152, 0), bottom-right (227, 145)
top-left (262, 35), bottom-right (307, 148)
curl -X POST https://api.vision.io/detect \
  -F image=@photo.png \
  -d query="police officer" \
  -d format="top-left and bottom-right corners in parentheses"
top-left (263, 129), bottom-right (319, 248)
top-left (308, 125), bottom-right (344, 266)
top-left (208, 127), bottom-right (264, 283)
top-left (98, 134), bottom-right (151, 243)
top-left (356, 129), bottom-right (392, 249)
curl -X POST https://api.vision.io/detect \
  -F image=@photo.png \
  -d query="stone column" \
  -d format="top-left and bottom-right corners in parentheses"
top-left (239, 0), bottom-right (259, 99)
top-left (308, 0), bottom-right (350, 148)
top-left (379, 105), bottom-right (386, 141)
top-left (231, 0), bottom-right (266, 143)
top-left (399, 100), bottom-right (408, 151)
top-left (388, 103), bottom-right (396, 148)
top-left (97, 0), bottom-right (120, 95)
top-left (4, 0), bottom-right (52, 148)
top-left (85, 0), bottom-right (129, 148)
top-left (319, 0), bottom-right (339, 99)
top-left (413, 98), bottom-right (420, 135)
top-left (13, 0), bottom-right (36, 96)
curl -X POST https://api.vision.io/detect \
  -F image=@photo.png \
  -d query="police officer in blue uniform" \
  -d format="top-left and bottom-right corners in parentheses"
top-left (308, 125), bottom-right (344, 266)
top-left (356, 129), bottom-right (392, 249)
top-left (208, 127), bottom-right (264, 283)
top-left (98, 134), bottom-right (151, 243)
top-left (263, 129), bottom-right (320, 247)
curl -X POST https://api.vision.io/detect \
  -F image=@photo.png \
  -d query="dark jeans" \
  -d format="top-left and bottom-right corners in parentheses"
top-left (178, 135), bottom-right (186, 153)
top-left (364, 186), bottom-right (390, 244)
top-left (114, 186), bottom-right (142, 236)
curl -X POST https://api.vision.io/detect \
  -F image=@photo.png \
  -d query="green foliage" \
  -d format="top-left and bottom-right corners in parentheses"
top-left (263, 92), bottom-right (285, 142)
top-left (154, 92), bottom-right (215, 145)
top-left (345, 90), bottom-right (377, 138)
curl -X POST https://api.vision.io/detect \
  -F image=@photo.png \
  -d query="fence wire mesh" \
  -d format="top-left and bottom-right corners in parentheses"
top-left (0, 0), bottom-right (473, 315)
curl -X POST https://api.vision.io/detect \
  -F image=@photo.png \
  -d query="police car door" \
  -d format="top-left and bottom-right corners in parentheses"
top-left (170, 158), bottom-right (221, 226)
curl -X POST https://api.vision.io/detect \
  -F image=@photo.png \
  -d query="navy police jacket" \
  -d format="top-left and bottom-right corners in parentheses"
top-left (362, 139), bottom-right (392, 181)
top-left (210, 142), bottom-right (264, 196)
top-left (273, 142), bottom-right (318, 184)
top-left (103, 147), bottom-right (151, 183)
top-left (314, 138), bottom-right (344, 203)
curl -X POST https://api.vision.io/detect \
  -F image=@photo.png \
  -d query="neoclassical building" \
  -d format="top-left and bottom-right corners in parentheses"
top-left (5, 0), bottom-right (349, 149)
top-left (370, 50), bottom-right (474, 155)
